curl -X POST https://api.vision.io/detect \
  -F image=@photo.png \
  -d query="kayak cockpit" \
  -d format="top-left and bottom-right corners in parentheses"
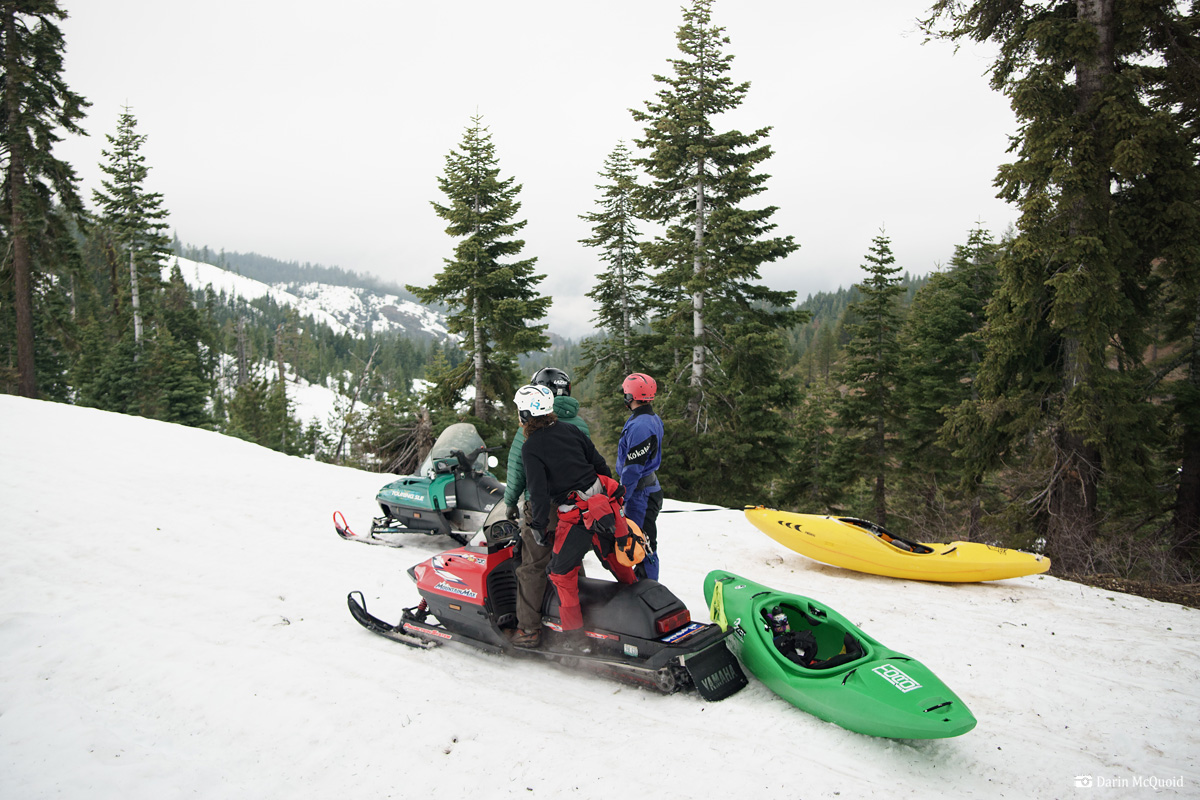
top-left (838, 517), bottom-right (935, 555)
top-left (757, 598), bottom-right (868, 672)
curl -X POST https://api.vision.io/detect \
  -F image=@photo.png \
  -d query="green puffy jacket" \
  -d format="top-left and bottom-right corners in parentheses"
top-left (503, 395), bottom-right (590, 506)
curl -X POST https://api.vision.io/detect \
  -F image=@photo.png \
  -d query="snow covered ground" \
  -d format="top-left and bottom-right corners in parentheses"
top-left (1, 395), bottom-right (1197, 799)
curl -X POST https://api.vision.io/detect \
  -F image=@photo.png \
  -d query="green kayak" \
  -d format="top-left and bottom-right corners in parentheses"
top-left (703, 570), bottom-right (976, 739)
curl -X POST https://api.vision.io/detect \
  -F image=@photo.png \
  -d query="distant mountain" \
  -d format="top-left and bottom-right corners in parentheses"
top-left (165, 255), bottom-right (452, 340)
top-left (173, 242), bottom-right (422, 301)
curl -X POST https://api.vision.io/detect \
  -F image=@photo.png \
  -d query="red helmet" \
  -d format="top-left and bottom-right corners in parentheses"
top-left (621, 372), bottom-right (657, 404)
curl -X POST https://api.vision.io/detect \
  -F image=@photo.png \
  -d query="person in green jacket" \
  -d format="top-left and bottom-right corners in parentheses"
top-left (504, 367), bottom-right (589, 648)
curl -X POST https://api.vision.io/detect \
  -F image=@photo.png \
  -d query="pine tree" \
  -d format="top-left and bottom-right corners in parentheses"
top-left (77, 110), bottom-right (213, 425)
top-left (581, 141), bottom-right (648, 369)
top-left (92, 107), bottom-right (171, 346)
top-left (155, 264), bottom-right (213, 426)
top-left (0, 0), bottom-right (89, 398)
top-left (925, 0), bottom-right (1196, 572)
top-left (578, 141), bottom-right (650, 432)
top-left (409, 115), bottom-right (550, 420)
top-left (897, 227), bottom-right (999, 540)
top-left (836, 232), bottom-right (905, 527)
top-left (226, 376), bottom-right (301, 454)
top-left (631, 0), bottom-right (803, 505)
top-left (784, 381), bottom-right (844, 512)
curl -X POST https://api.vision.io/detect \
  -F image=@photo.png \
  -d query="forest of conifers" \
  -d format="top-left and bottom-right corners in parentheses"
top-left (2, 0), bottom-right (1197, 582)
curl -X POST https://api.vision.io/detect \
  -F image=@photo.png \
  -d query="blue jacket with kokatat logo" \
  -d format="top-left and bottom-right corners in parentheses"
top-left (617, 404), bottom-right (663, 524)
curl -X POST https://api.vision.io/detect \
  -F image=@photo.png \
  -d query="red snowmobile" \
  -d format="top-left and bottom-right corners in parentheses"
top-left (346, 505), bottom-right (746, 700)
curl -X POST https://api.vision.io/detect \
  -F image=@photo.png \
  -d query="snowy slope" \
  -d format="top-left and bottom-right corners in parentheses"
top-left (1, 395), bottom-right (1197, 799)
top-left (165, 255), bottom-right (450, 339)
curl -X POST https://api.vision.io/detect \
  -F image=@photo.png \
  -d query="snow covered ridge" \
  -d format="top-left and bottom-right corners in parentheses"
top-left (163, 255), bottom-right (452, 340)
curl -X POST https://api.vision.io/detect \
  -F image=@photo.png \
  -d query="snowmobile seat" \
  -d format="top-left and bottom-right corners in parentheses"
top-left (543, 576), bottom-right (688, 641)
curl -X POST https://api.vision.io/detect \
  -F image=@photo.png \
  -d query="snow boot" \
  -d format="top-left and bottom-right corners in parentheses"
top-left (510, 628), bottom-right (541, 649)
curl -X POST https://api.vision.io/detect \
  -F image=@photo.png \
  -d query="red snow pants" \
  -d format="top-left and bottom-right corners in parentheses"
top-left (547, 517), bottom-right (637, 631)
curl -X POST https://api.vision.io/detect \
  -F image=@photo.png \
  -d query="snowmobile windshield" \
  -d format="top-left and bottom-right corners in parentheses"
top-left (419, 423), bottom-right (488, 477)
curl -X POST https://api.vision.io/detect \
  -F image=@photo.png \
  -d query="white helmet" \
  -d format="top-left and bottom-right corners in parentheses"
top-left (514, 384), bottom-right (555, 423)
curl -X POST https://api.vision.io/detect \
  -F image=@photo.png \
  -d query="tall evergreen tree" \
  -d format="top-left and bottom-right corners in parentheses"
top-left (578, 141), bottom-right (649, 431)
top-left (409, 115), bottom-right (550, 419)
top-left (631, 0), bottom-right (803, 506)
top-left (92, 107), bottom-right (171, 346)
top-left (898, 227), bottom-right (1000, 539)
top-left (76, 110), bottom-right (213, 424)
top-left (836, 232), bottom-right (905, 527)
top-left (0, 0), bottom-right (89, 398)
top-left (925, 0), bottom-right (1196, 572)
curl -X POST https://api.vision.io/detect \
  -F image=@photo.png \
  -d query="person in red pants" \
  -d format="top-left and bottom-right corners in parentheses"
top-left (517, 384), bottom-right (636, 650)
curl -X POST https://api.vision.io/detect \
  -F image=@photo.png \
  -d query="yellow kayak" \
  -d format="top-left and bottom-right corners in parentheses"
top-left (744, 506), bottom-right (1050, 583)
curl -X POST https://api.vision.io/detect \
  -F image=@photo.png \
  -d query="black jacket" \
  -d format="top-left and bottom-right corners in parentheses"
top-left (522, 420), bottom-right (611, 532)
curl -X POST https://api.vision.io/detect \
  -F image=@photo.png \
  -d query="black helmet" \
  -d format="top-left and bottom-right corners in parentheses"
top-left (531, 367), bottom-right (571, 397)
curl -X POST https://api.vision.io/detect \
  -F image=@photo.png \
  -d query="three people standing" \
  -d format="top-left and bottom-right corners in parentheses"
top-left (503, 368), bottom-right (667, 649)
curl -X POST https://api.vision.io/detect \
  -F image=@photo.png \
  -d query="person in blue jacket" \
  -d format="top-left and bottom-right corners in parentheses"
top-left (617, 372), bottom-right (664, 580)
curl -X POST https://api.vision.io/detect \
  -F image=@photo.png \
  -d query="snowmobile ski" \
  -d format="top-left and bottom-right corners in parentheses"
top-left (346, 591), bottom-right (437, 649)
top-left (334, 511), bottom-right (405, 548)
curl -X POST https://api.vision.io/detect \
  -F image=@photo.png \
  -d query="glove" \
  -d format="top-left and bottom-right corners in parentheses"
top-left (610, 483), bottom-right (625, 503)
top-left (530, 525), bottom-right (548, 547)
top-left (505, 503), bottom-right (519, 523)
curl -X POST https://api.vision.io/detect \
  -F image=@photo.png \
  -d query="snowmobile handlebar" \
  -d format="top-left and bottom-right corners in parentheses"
top-left (449, 444), bottom-right (503, 474)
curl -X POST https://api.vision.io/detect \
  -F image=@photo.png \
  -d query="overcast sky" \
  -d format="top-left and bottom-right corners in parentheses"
top-left (55, 1), bottom-right (1019, 340)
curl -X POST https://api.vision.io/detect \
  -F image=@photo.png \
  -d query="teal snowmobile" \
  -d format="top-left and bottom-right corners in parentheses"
top-left (335, 422), bottom-right (506, 547)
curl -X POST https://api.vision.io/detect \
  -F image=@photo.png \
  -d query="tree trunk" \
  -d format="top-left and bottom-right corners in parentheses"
top-left (1049, 426), bottom-right (1101, 572)
top-left (874, 417), bottom-right (887, 527)
top-left (472, 196), bottom-right (486, 420)
top-left (103, 237), bottom-right (120, 316)
top-left (4, 8), bottom-right (36, 399)
top-left (688, 160), bottom-right (706, 422)
top-left (473, 293), bottom-right (485, 419)
top-left (335, 344), bottom-right (379, 465)
top-left (236, 317), bottom-right (248, 386)
top-left (129, 248), bottom-right (143, 346)
top-left (620, 256), bottom-right (630, 375)
top-left (275, 324), bottom-right (286, 384)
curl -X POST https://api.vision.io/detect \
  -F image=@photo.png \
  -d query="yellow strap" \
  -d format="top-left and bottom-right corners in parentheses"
top-left (709, 581), bottom-right (729, 632)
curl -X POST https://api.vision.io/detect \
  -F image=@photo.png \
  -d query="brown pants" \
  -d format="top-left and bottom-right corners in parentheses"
top-left (515, 502), bottom-right (584, 631)
top-left (515, 502), bottom-right (555, 632)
